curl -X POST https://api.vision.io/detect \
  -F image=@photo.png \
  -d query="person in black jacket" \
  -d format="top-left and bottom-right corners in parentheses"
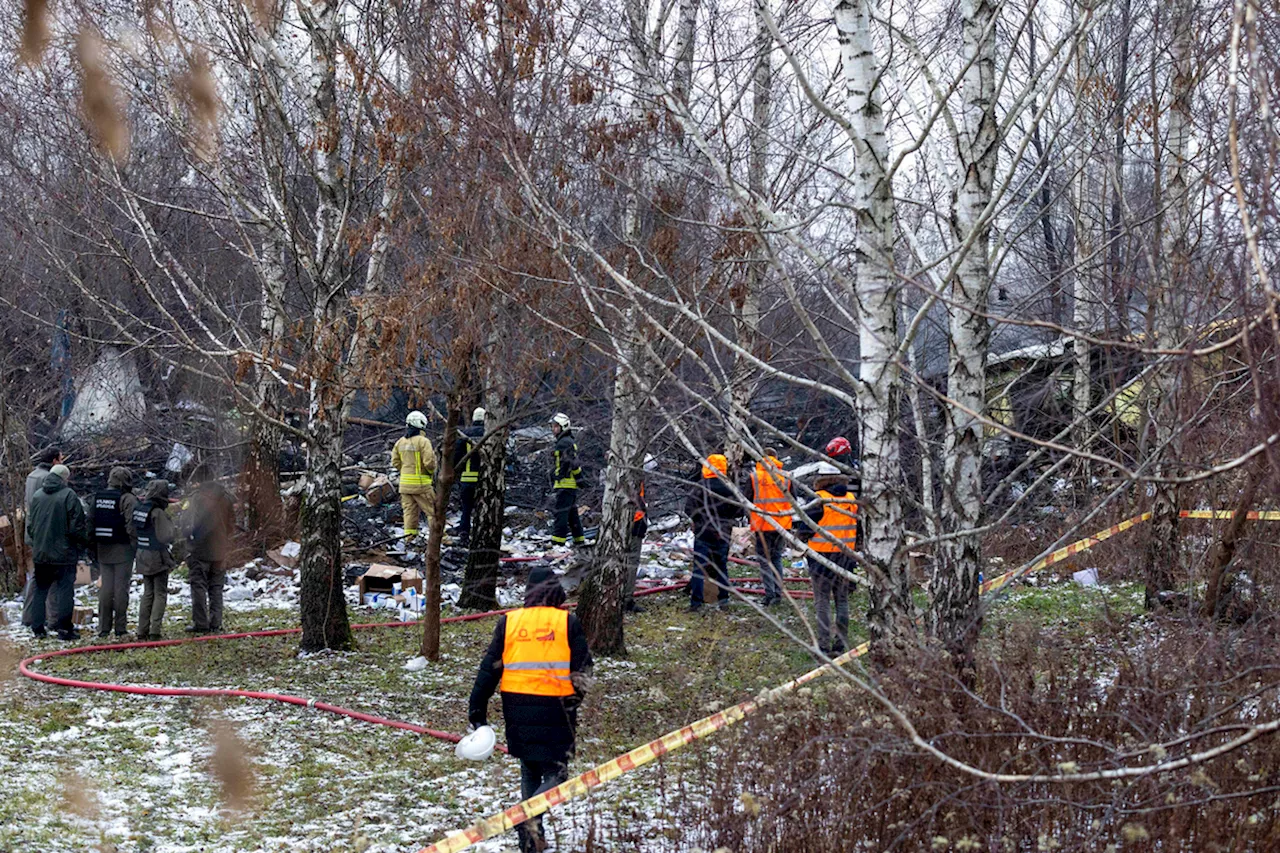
top-left (453, 407), bottom-right (486, 547)
top-left (684, 453), bottom-right (741, 612)
top-left (548, 412), bottom-right (584, 547)
top-left (469, 565), bottom-right (593, 853)
top-left (26, 464), bottom-right (89, 640)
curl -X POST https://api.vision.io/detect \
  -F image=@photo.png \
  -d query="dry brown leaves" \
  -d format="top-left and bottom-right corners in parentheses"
top-left (20, 0), bottom-right (51, 66)
top-left (244, 0), bottom-right (282, 31)
top-left (0, 638), bottom-right (19, 684)
top-left (208, 720), bottom-right (257, 812)
top-left (179, 50), bottom-right (220, 162)
top-left (59, 769), bottom-right (101, 819)
top-left (76, 29), bottom-right (130, 164)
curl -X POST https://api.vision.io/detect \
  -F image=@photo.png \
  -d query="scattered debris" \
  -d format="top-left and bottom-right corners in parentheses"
top-left (1072, 567), bottom-right (1099, 587)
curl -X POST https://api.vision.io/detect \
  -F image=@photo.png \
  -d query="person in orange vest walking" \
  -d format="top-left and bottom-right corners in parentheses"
top-left (468, 565), bottom-right (594, 853)
top-left (748, 448), bottom-right (793, 607)
top-left (392, 410), bottom-right (436, 541)
top-left (801, 463), bottom-right (857, 654)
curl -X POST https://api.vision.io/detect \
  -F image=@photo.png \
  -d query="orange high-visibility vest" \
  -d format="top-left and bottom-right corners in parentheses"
top-left (500, 607), bottom-right (574, 697)
top-left (809, 490), bottom-right (857, 554)
top-left (749, 458), bottom-right (793, 532)
top-left (633, 482), bottom-right (646, 524)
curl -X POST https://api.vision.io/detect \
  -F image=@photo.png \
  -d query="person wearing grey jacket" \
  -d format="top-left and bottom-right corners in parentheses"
top-left (134, 480), bottom-right (177, 641)
top-left (21, 447), bottom-right (63, 628)
top-left (89, 466), bottom-right (138, 638)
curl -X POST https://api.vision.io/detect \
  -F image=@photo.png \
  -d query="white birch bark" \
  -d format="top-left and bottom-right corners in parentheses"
top-left (931, 0), bottom-right (998, 663)
top-left (726, 0), bottom-right (771, 470)
top-left (1072, 19), bottom-right (1098, 467)
top-left (297, 0), bottom-right (354, 652)
top-left (835, 0), bottom-right (913, 647)
top-left (575, 0), bottom-right (669, 655)
top-left (1144, 0), bottom-right (1194, 607)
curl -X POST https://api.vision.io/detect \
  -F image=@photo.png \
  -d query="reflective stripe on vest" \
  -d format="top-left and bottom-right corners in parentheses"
top-left (809, 490), bottom-right (857, 554)
top-left (553, 444), bottom-right (581, 490)
top-left (749, 461), bottom-right (793, 532)
top-left (500, 607), bottom-right (574, 697)
top-left (398, 438), bottom-right (434, 487)
top-left (132, 502), bottom-right (165, 552)
top-left (460, 437), bottom-right (479, 484)
top-left (93, 489), bottom-right (131, 543)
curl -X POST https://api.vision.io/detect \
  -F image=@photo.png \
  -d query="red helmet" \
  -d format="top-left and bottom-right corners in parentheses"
top-left (825, 436), bottom-right (852, 457)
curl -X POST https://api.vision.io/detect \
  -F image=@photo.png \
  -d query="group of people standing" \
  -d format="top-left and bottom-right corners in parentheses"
top-left (21, 448), bottom-right (235, 642)
top-left (391, 406), bottom-right (860, 653)
top-left (683, 438), bottom-right (859, 655)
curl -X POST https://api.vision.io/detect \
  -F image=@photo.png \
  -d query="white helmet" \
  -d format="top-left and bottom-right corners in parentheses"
top-left (550, 412), bottom-right (571, 431)
top-left (472, 407), bottom-right (487, 423)
top-left (455, 724), bottom-right (496, 761)
top-left (643, 454), bottom-right (658, 473)
top-left (406, 410), bottom-right (428, 430)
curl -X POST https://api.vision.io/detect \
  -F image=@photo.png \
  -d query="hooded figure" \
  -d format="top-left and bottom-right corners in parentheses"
top-left (89, 466), bottom-right (138, 637)
top-left (182, 467), bottom-right (236, 634)
top-left (134, 479), bottom-right (177, 640)
top-left (25, 466), bottom-right (88, 639)
top-left (468, 565), bottom-right (593, 853)
top-left (21, 447), bottom-right (62, 629)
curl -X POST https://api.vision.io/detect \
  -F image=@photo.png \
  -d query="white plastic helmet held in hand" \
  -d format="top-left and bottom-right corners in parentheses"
top-left (550, 412), bottom-right (571, 431)
top-left (472, 407), bottom-right (487, 423)
top-left (406, 410), bottom-right (429, 430)
top-left (455, 725), bottom-right (496, 761)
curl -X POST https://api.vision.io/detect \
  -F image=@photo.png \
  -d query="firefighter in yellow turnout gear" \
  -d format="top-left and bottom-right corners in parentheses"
top-left (392, 410), bottom-right (436, 539)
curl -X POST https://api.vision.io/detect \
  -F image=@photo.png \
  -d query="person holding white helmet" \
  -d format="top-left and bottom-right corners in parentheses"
top-left (468, 565), bottom-right (594, 853)
top-left (452, 407), bottom-right (487, 547)
top-left (392, 410), bottom-right (436, 540)
top-left (548, 412), bottom-right (584, 547)
top-left (622, 453), bottom-right (658, 612)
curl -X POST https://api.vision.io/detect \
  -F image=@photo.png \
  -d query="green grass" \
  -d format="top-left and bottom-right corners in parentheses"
top-left (1, 574), bottom-right (1143, 852)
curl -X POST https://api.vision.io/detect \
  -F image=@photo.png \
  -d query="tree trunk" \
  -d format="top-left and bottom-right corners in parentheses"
top-left (297, 0), bottom-right (353, 653)
top-left (1070, 2), bottom-right (1103, 469)
top-left (459, 389), bottom-right (509, 611)
top-left (243, 420), bottom-right (285, 551)
top-left (835, 0), bottom-right (913, 650)
top-left (421, 381), bottom-right (466, 661)
top-left (1144, 0), bottom-right (1193, 609)
top-left (1201, 468), bottom-right (1263, 619)
top-left (298, 398), bottom-right (354, 653)
top-left (576, 307), bottom-right (646, 657)
top-left (725, 0), bottom-right (771, 472)
top-left (930, 0), bottom-right (998, 669)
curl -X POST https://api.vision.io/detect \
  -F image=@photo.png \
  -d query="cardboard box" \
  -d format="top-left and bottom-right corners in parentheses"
top-left (364, 475), bottom-right (395, 506)
top-left (357, 564), bottom-right (424, 597)
top-left (72, 606), bottom-right (95, 627)
top-left (75, 562), bottom-right (93, 586)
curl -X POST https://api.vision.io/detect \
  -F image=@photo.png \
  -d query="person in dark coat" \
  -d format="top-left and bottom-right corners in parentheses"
top-left (548, 412), bottom-right (585, 547)
top-left (21, 447), bottom-right (63, 628)
top-left (468, 565), bottom-right (593, 853)
top-left (182, 465), bottom-right (236, 633)
top-left (26, 463), bottom-right (89, 640)
top-left (135, 479), bottom-right (178, 640)
top-left (452, 408), bottom-right (486, 547)
top-left (684, 453), bottom-right (741, 612)
top-left (89, 466), bottom-right (138, 637)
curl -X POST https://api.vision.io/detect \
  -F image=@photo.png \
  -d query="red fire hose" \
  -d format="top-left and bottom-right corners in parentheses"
top-left (16, 581), bottom-right (694, 747)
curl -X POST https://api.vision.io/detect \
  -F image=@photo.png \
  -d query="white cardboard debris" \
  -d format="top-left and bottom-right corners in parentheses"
top-left (1072, 567), bottom-right (1099, 587)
